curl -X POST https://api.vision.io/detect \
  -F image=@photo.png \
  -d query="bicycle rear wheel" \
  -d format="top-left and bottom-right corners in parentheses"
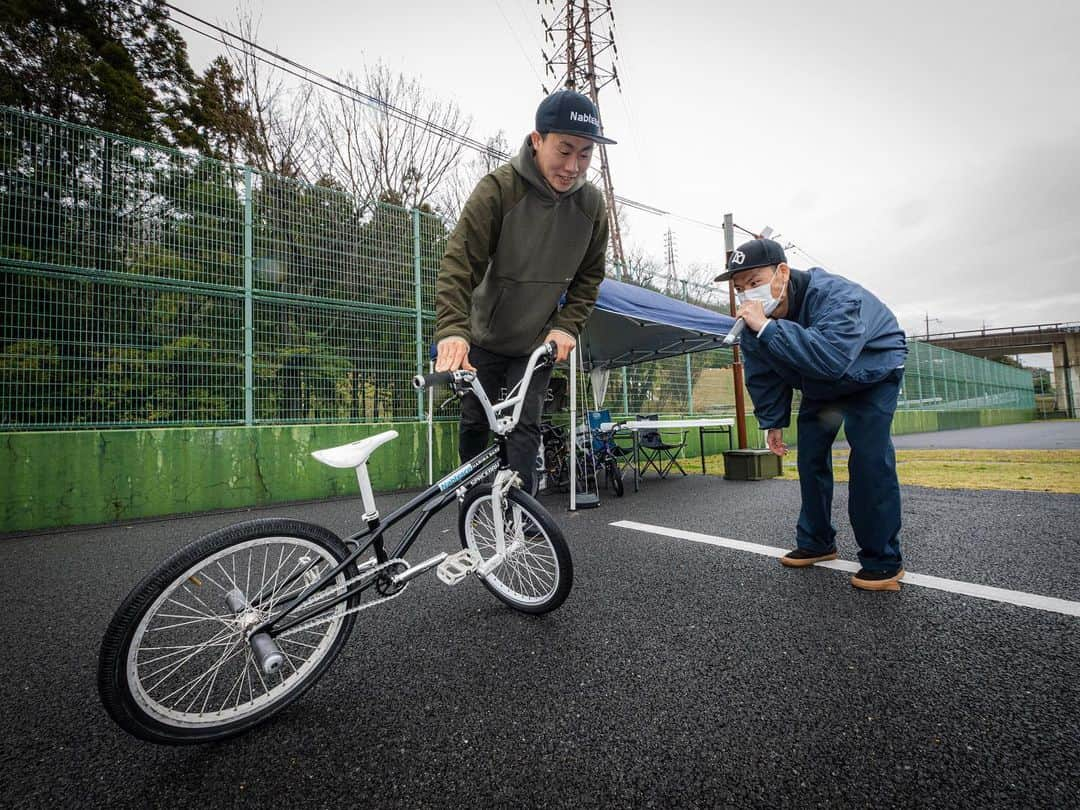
top-left (458, 484), bottom-right (573, 614)
top-left (98, 518), bottom-right (358, 744)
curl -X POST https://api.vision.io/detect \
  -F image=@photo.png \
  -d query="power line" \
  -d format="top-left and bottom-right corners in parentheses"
top-left (164, 3), bottom-right (791, 246)
top-left (492, 0), bottom-right (546, 88)
top-left (166, 4), bottom-right (496, 152)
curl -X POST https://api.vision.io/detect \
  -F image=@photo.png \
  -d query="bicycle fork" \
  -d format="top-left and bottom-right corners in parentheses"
top-left (438, 466), bottom-right (526, 586)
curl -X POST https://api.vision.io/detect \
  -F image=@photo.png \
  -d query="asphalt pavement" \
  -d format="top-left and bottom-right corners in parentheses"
top-left (876, 420), bottom-right (1080, 450)
top-left (2, 474), bottom-right (1077, 809)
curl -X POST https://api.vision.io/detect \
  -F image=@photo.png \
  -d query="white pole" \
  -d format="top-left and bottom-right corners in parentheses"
top-left (569, 346), bottom-right (577, 511)
top-left (427, 359), bottom-right (434, 486)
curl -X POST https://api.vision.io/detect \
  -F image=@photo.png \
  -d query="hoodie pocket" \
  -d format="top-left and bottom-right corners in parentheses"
top-left (480, 280), bottom-right (567, 353)
top-left (486, 287), bottom-right (505, 331)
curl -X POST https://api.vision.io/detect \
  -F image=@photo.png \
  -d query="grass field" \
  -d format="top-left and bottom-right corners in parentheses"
top-left (693, 449), bottom-right (1080, 494)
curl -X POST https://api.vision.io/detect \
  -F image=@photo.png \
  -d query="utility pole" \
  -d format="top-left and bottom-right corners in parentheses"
top-left (724, 214), bottom-right (748, 449)
top-left (540, 0), bottom-right (626, 274)
top-left (924, 312), bottom-right (942, 340)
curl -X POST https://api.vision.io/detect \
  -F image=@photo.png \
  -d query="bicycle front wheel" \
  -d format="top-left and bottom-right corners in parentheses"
top-left (606, 460), bottom-right (625, 497)
top-left (458, 485), bottom-right (573, 614)
top-left (98, 518), bottom-right (358, 744)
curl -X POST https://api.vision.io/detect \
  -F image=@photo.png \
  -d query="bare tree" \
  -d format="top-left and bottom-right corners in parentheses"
top-left (682, 261), bottom-right (731, 312)
top-left (223, 3), bottom-right (320, 178)
top-left (617, 243), bottom-right (662, 288)
top-left (315, 62), bottom-right (473, 210)
top-left (437, 130), bottom-right (510, 220)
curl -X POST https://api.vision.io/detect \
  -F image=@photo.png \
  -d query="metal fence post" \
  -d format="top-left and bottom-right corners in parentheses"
top-left (413, 208), bottom-right (424, 421)
top-left (243, 166), bottom-right (254, 426)
top-left (681, 281), bottom-right (694, 415)
top-left (914, 343), bottom-right (923, 406)
top-left (931, 347), bottom-right (938, 405)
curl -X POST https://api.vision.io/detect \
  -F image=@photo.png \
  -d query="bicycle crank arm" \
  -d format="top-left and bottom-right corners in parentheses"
top-left (390, 552), bottom-right (448, 586)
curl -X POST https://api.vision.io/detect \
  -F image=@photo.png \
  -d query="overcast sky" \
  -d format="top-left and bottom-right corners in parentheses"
top-left (176, 0), bottom-right (1079, 365)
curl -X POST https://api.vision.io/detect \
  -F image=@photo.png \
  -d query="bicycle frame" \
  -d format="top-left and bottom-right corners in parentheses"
top-left (252, 341), bottom-right (557, 640)
top-left (250, 442), bottom-right (503, 638)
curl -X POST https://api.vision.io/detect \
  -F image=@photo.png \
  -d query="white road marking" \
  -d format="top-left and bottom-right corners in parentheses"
top-left (611, 520), bottom-right (1080, 618)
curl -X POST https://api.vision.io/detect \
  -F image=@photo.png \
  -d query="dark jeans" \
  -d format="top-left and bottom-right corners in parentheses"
top-left (459, 343), bottom-right (553, 493)
top-left (795, 368), bottom-right (904, 573)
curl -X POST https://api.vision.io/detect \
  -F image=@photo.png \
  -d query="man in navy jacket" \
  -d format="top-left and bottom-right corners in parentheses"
top-left (717, 239), bottom-right (908, 591)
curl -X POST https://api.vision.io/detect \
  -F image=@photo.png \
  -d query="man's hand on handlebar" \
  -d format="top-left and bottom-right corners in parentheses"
top-left (544, 329), bottom-right (576, 363)
top-left (435, 337), bottom-right (476, 373)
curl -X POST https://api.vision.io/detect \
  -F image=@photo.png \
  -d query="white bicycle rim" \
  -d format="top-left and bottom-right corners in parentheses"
top-left (125, 536), bottom-right (348, 729)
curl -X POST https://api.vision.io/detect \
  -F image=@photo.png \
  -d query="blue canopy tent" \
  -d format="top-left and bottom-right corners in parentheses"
top-left (565, 278), bottom-right (736, 506)
top-left (575, 277), bottom-right (737, 372)
top-left (424, 278), bottom-right (738, 499)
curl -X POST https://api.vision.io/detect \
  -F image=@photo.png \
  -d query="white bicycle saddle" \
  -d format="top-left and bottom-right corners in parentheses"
top-left (311, 430), bottom-right (398, 469)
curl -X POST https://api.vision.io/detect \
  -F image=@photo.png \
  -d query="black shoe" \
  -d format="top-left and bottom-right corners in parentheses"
top-left (851, 568), bottom-right (905, 591)
top-left (779, 547), bottom-right (838, 568)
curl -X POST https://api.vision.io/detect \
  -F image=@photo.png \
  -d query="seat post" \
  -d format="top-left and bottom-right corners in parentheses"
top-left (355, 464), bottom-right (379, 523)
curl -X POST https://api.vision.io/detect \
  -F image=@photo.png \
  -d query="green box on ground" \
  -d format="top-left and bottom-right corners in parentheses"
top-left (722, 449), bottom-right (783, 481)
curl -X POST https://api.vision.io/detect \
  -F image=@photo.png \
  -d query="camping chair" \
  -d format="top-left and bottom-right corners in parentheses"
top-left (635, 414), bottom-right (688, 479)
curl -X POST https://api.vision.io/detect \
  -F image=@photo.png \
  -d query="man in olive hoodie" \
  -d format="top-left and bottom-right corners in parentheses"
top-left (433, 89), bottom-right (613, 492)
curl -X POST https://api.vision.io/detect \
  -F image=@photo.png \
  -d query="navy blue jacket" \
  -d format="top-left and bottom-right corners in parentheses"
top-left (740, 268), bottom-right (907, 429)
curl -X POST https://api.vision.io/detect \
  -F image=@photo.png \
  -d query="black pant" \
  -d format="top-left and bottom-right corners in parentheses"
top-left (459, 343), bottom-right (553, 493)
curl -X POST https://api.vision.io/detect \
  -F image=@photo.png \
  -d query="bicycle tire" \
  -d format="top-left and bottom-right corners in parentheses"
top-left (607, 460), bottom-right (625, 497)
top-left (458, 484), bottom-right (573, 614)
top-left (98, 518), bottom-right (358, 745)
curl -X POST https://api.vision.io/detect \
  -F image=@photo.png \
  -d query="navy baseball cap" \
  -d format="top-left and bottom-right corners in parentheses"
top-left (714, 238), bottom-right (788, 282)
top-left (535, 89), bottom-right (617, 145)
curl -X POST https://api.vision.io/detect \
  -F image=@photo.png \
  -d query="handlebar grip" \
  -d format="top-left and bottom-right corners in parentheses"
top-left (412, 370), bottom-right (456, 390)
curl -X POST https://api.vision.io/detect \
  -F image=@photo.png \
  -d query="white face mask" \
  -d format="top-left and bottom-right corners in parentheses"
top-left (736, 269), bottom-right (783, 315)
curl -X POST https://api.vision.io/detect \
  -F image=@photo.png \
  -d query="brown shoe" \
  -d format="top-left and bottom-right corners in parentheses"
top-left (779, 547), bottom-right (839, 568)
top-left (851, 568), bottom-right (905, 591)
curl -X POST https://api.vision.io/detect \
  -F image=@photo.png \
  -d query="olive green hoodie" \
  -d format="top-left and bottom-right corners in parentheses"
top-left (434, 136), bottom-right (608, 356)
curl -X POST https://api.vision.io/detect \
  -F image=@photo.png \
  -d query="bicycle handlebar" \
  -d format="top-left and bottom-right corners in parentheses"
top-left (413, 341), bottom-right (559, 435)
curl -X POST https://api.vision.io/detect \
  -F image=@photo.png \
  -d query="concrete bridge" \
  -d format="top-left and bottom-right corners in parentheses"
top-left (925, 322), bottom-right (1080, 416)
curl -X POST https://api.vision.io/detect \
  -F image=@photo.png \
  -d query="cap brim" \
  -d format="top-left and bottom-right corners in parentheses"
top-left (548, 128), bottom-right (617, 145)
top-left (713, 260), bottom-right (774, 283)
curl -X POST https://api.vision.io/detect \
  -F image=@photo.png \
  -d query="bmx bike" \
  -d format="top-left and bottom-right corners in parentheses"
top-left (97, 342), bottom-right (570, 744)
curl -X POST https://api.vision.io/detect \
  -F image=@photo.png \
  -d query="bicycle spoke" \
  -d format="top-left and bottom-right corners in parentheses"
top-left (156, 636), bottom-right (244, 706)
top-left (140, 625), bottom-right (237, 685)
top-left (193, 569), bottom-right (230, 595)
top-left (137, 638), bottom-right (237, 667)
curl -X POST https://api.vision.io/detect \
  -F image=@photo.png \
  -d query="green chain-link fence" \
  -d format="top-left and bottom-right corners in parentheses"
top-left (0, 106), bottom-right (445, 428)
top-left (0, 106), bottom-right (1032, 431)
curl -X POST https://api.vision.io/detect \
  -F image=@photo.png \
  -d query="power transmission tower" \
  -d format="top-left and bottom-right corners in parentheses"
top-left (663, 227), bottom-right (679, 293)
top-left (540, 0), bottom-right (627, 274)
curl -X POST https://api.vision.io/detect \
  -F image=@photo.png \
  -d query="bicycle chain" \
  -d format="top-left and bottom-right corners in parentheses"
top-left (276, 558), bottom-right (409, 638)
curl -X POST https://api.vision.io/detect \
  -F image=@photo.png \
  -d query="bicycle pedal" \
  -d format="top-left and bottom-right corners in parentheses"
top-left (436, 548), bottom-right (482, 586)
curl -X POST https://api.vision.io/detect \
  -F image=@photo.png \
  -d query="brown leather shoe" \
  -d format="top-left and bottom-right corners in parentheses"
top-left (779, 547), bottom-right (839, 568)
top-left (851, 568), bottom-right (905, 591)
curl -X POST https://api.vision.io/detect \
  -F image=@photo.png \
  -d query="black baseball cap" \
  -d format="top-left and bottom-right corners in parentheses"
top-left (714, 238), bottom-right (788, 282)
top-left (535, 89), bottom-right (617, 145)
